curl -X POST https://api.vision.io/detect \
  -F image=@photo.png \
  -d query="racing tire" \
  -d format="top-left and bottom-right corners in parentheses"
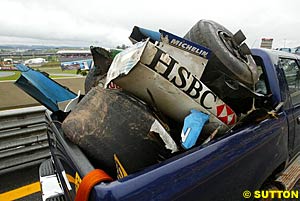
top-left (184, 20), bottom-right (258, 87)
top-left (39, 159), bottom-right (55, 177)
top-left (62, 87), bottom-right (173, 178)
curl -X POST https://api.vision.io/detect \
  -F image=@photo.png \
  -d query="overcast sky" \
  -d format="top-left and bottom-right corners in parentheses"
top-left (0, 0), bottom-right (299, 49)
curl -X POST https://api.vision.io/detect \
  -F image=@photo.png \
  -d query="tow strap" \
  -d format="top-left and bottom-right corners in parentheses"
top-left (75, 169), bottom-right (113, 201)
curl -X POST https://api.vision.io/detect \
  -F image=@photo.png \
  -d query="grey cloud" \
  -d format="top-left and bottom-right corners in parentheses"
top-left (1, 0), bottom-right (300, 48)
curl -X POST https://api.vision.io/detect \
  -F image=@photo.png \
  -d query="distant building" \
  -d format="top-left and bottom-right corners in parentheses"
top-left (24, 58), bottom-right (47, 66)
top-left (57, 50), bottom-right (92, 62)
top-left (260, 38), bottom-right (273, 49)
top-left (3, 58), bottom-right (12, 63)
top-left (0, 58), bottom-right (16, 70)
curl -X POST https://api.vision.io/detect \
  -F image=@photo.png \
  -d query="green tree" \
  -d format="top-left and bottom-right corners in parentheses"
top-left (116, 44), bottom-right (128, 50)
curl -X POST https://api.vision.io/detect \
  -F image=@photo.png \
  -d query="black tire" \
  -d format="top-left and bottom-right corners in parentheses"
top-left (184, 20), bottom-right (258, 87)
top-left (39, 159), bottom-right (55, 177)
top-left (45, 196), bottom-right (65, 201)
top-left (84, 46), bottom-right (112, 94)
top-left (62, 87), bottom-right (172, 178)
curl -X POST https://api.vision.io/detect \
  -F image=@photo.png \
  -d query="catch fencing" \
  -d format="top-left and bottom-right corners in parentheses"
top-left (0, 106), bottom-right (49, 174)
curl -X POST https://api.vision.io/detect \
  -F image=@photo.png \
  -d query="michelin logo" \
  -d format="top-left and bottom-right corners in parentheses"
top-left (159, 30), bottom-right (211, 58)
top-left (170, 38), bottom-right (209, 58)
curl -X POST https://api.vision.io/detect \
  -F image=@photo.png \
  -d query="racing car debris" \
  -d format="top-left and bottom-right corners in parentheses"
top-left (60, 23), bottom-right (261, 179)
top-left (15, 20), bottom-right (267, 183)
top-left (105, 32), bottom-right (238, 134)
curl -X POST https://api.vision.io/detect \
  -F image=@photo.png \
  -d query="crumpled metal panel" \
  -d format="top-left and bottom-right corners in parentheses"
top-left (14, 64), bottom-right (76, 112)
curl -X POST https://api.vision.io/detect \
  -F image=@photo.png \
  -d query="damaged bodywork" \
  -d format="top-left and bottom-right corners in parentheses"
top-left (105, 31), bottom-right (239, 134)
top-left (15, 64), bottom-right (77, 112)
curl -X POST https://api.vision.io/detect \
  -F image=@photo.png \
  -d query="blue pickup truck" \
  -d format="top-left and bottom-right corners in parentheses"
top-left (15, 21), bottom-right (300, 201)
top-left (35, 47), bottom-right (300, 201)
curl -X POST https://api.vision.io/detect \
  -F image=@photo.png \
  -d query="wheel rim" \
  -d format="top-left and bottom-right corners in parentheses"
top-left (218, 31), bottom-right (248, 63)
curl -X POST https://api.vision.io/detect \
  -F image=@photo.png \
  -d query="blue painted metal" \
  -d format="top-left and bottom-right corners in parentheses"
top-left (130, 27), bottom-right (211, 59)
top-left (138, 27), bottom-right (161, 42)
top-left (14, 64), bottom-right (76, 112)
top-left (159, 30), bottom-right (211, 59)
top-left (181, 110), bottom-right (209, 149)
top-left (251, 49), bottom-right (283, 106)
top-left (91, 115), bottom-right (288, 200)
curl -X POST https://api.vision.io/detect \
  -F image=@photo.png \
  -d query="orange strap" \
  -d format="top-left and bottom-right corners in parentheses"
top-left (75, 169), bottom-right (113, 201)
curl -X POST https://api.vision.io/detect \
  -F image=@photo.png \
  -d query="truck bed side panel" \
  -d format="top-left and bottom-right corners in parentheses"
top-left (92, 114), bottom-right (288, 201)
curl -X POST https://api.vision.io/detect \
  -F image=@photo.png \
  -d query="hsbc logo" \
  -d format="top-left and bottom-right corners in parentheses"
top-left (216, 104), bottom-right (236, 125)
top-left (146, 47), bottom-right (237, 125)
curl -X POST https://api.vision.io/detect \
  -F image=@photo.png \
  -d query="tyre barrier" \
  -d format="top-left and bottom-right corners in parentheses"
top-left (0, 106), bottom-right (49, 174)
